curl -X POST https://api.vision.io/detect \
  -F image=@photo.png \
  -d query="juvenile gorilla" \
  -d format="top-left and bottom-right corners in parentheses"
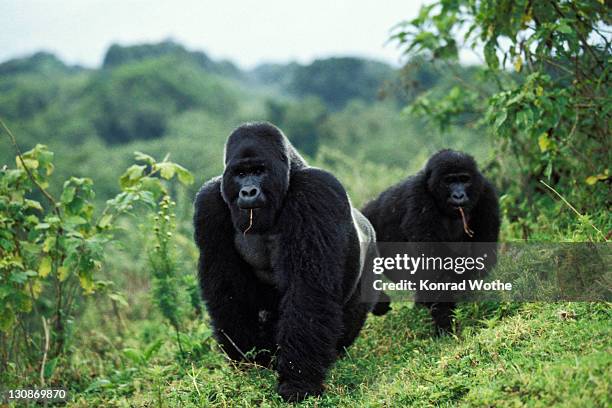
top-left (193, 122), bottom-right (380, 402)
top-left (362, 149), bottom-right (500, 332)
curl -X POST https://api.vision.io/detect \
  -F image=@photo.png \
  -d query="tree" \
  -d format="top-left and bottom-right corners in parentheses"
top-left (392, 0), bottom-right (610, 239)
top-left (290, 57), bottom-right (395, 110)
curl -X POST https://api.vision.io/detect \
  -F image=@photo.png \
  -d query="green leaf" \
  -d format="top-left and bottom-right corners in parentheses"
top-left (98, 213), bottom-right (113, 229)
top-left (134, 151), bottom-right (156, 165)
top-left (58, 265), bottom-right (70, 281)
top-left (586, 170), bottom-right (609, 185)
top-left (538, 133), bottom-right (551, 152)
top-left (120, 165), bottom-right (147, 189)
top-left (85, 378), bottom-right (112, 392)
top-left (123, 348), bottom-right (144, 365)
top-left (16, 158), bottom-right (39, 170)
top-left (10, 271), bottom-right (29, 284)
top-left (42, 236), bottom-right (56, 252)
top-left (484, 40), bottom-right (499, 69)
top-left (544, 161), bottom-right (553, 181)
top-left (175, 165), bottom-right (194, 185)
top-left (39, 256), bottom-right (52, 277)
top-left (144, 339), bottom-right (164, 360)
top-left (557, 22), bottom-right (572, 34)
top-left (0, 312), bottom-right (16, 331)
top-left (65, 215), bottom-right (87, 226)
top-left (0, 286), bottom-right (12, 300)
top-left (156, 162), bottom-right (176, 180)
top-left (140, 177), bottom-right (165, 199)
top-left (127, 165), bottom-right (146, 180)
top-left (79, 273), bottom-right (94, 293)
top-left (24, 199), bottom-right (43, 211)
top-left (44, 162), bottom-right (54, 176)
top-left (25, 214), bottom-right (39, 228)
top-left (513, 56), bottom-right (523, 72)
top-left (108, 292), bottom-right (128, 307)
top-left (494, 110), bottom-right (508, 131)
top-left (61, 186), bottom-right (76, 204)
top-left (44, 357), bottom-right (58, 379)
top-left (45, 216), bottom-right (61, 224)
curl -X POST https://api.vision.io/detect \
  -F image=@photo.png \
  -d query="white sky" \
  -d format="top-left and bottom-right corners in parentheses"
top-left (0, 0), bottom-right (436, 69)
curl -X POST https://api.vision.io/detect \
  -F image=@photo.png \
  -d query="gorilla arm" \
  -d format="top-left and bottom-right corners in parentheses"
top-left (469, 180), bottom-right (501, 274)
top-left (398, 176), bottom-right (448, 242)
top-left (194, 178), bottom-right (276, 364)
top-left (273, 168), bottom-right (352, 400)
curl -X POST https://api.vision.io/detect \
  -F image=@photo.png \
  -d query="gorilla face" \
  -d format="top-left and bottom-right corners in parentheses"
top-left (425, 149), bottom-right (484, 216)
top-left (221, 124), bottom-right (291, 234)
top-left (225, 160), bottom-right (268, 210)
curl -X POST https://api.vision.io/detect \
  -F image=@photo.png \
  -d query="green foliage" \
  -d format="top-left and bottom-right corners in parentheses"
top-left (0, 127), bottom-right (193, 385)
top-left (86, 56), bottom-right (240, 143)
top-left (312, 146), bottom-right (405, 208)
top-left (318, 100), bottom-right (491, 169)
top-left (0, 54), bottom-right (82, 123)
top-left (0, 143), bottom-right (105, 340)
top-left (102, 40), bottom-right (242, 78)
top-left (149, 194), bottom-right (190, 355)
top-left (0, 52), bottom-right (76, 77)
top-left (392, 0), bottom-right (611, 239)
top-left (0, 41), bottom-right (486, 179)
top-left (289, 57), bottom-right (396, 110)
top-left (265, 96), bottom-right (327, 156)
top-left (251, 57), bottom-right (396, 110)
top-left (0, 51), bottom-right (241, 148)
top-left (249, 62), bottom-right (299, 89)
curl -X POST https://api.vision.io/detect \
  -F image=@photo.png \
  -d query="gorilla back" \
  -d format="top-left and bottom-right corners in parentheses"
top-left (193, 122), bottom-right (380, 402)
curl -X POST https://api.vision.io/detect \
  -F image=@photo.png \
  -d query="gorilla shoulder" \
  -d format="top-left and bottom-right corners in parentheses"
top-left (290, 167), bottom-right (350, 205)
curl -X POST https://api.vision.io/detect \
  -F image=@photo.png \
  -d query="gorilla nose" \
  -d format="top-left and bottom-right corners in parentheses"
top-left (238, 186), bottom-right (262, 208)
top-left (451, 192), bottom-right (467, 205)
top-left (240, 186), bottom-right (260, 198)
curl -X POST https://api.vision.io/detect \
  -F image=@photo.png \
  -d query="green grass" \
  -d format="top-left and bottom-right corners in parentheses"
top-left (58, 301), bottom-right (610, 407)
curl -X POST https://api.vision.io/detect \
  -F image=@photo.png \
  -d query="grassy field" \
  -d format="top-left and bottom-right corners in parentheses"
top-left (61, 301), bottom-right (610, 407)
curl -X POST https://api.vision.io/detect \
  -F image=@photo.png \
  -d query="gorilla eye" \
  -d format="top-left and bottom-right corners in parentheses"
top-left (443, 175), bottom-right (455, 184)
top-left (237, 171), bottom-right (246, 177)
top-left (443, 174), bottom-right (471, 184)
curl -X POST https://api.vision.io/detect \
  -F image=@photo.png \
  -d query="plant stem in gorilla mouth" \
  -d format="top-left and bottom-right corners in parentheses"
top-left (243, 209), bottom-right (254, 235)
top-left (458, 207), bottom-right (474, 237)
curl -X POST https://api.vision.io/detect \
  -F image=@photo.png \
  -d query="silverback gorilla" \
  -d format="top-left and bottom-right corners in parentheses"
top-left (193, 122), bottom-right (382, 402)
top-left (362, 149), bottom-right (500, 333)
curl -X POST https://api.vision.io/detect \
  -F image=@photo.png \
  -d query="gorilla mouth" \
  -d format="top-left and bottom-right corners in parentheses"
top-left (238, 202), bottom-right (264, 209)
top-left (457, 207), bottom-right (474, 238)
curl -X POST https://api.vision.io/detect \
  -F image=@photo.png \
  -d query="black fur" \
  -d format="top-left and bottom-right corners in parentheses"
top-left (362, 149), bottom-right (500, 333)
top-left (193, 122), bottom-right (380, 402)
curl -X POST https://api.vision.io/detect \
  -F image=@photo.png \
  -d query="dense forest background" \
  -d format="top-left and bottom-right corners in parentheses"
top-left (0, 1), bottom-right (610, 405)
top-left (0, 40), bottom-right (489, 206)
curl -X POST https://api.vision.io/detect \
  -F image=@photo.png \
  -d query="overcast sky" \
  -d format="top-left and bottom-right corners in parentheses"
top-left (0, 0), bottom-right (436, 69)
